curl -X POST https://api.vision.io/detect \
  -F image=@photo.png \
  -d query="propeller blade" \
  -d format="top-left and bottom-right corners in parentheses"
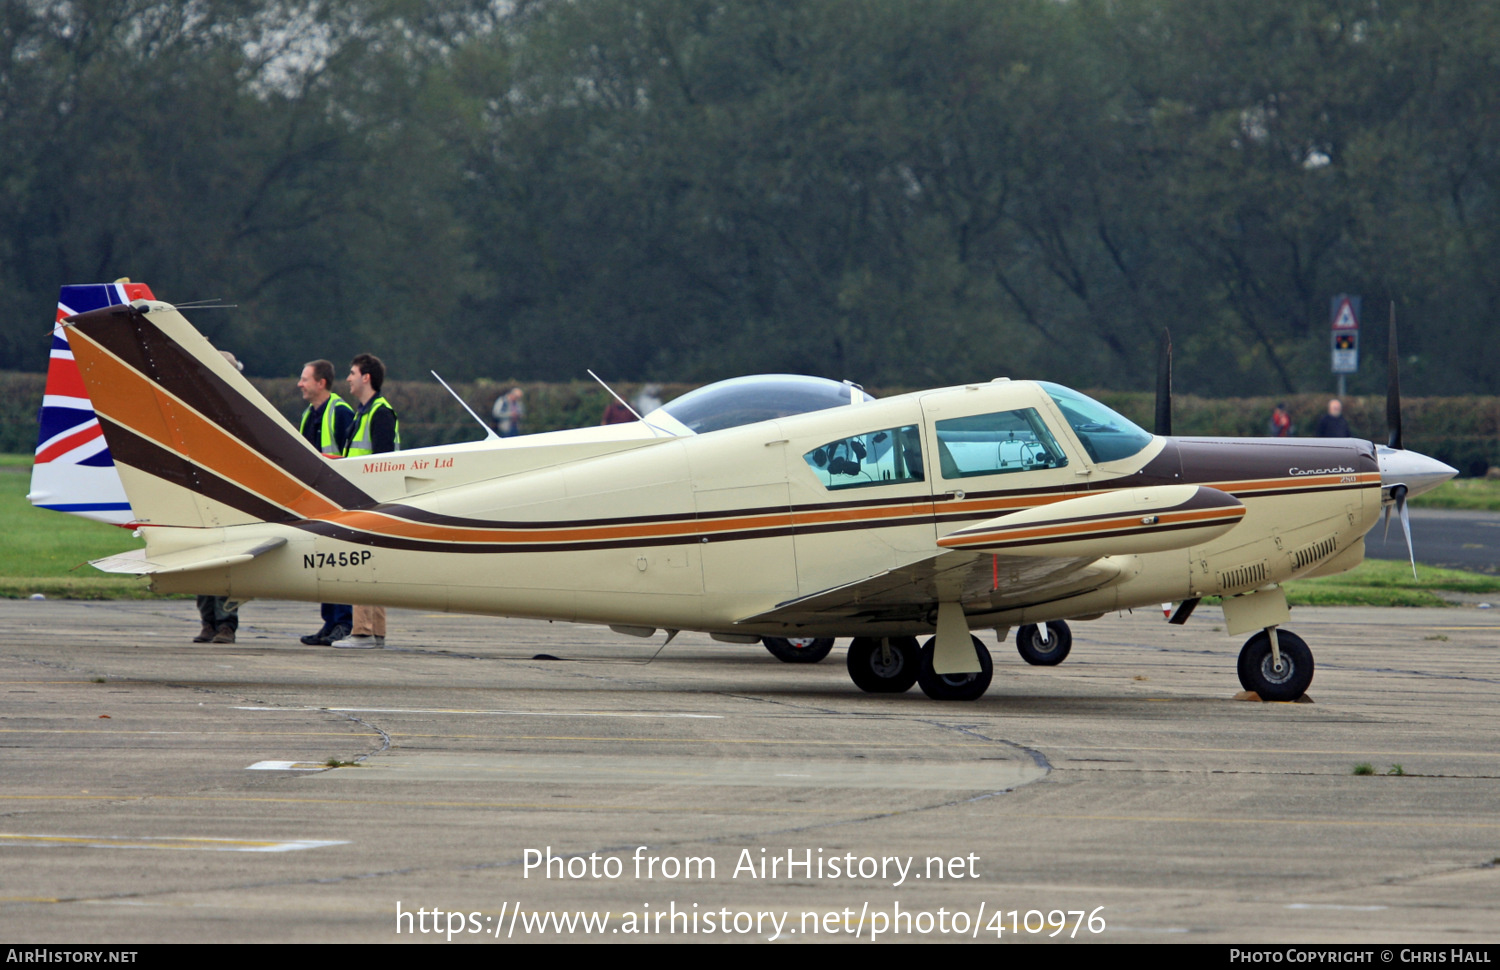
top-left (1381, 503), bottom-right (1392, 542)
top-left (1155, 328), bottom-right (1172, 436)
top-left (1386, 302), bottom-right (1403, 450)
top-left (1391, 484), bottom-right (1417, 579)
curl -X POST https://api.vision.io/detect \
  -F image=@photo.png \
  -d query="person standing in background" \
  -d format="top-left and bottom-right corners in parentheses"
top-left (331, 354), bottom-right (399, 649)
top-left (295, 359), bottom-right (356, 647)
top-left (1315, 399), bottom-right (1352, 438)
top-left (493, 387), bottom-right (524, 437)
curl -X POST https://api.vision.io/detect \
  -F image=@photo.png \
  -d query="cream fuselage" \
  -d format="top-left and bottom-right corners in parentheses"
top-left (150, 380), bottom-right (1384, 639)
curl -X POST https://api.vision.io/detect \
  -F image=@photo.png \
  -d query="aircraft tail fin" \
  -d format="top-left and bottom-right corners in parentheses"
top-left (64, 299), bottom-right (375, 529)
top-left (29, 282), bottom-right (156, 525)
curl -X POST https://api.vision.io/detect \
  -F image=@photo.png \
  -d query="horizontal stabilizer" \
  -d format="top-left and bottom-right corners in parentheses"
top-left (92, 537), bottom-right (286, 576)
top-left (937, 485), bottom-right (1244, 557)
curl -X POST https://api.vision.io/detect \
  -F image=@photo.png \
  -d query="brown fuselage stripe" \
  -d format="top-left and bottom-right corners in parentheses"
top-left (100, 418), bottom-right (297, 524)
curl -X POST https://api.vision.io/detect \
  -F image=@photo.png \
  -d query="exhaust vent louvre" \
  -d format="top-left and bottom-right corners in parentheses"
top-left (1218, 561), bottom-right (1268, 593)
top-left (1292, 535), bottom-right (1339, 571)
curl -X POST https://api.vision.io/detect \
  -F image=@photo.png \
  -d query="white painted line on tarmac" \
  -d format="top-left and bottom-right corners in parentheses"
top-left (0, 834), bottom-right (348, 852)
top-left (246, 760), bottom-right (327, 771)
top-left (1285, 903), bottom-right (1388, 911)
top-left (234, 706), bottom-right (721, 719)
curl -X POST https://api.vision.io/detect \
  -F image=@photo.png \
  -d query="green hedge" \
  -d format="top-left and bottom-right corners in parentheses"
top-left (10, 371), bottom-right (1498, 475)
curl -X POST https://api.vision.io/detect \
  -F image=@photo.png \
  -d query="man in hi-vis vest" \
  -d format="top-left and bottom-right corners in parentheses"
top-left (332, 353), bottom-right (400, 648)
top-left (296, 359), bottom-right (356, 647)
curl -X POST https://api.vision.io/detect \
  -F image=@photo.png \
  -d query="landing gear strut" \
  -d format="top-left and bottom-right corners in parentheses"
top-left (1237, 629), bottom-right (1313, 701)
top-left (1015, 621), bottom-right (1072, 666)
top-left (917, 635), bottom-right (993, 701)
top-left (846, 637), bottom-right (920, 693)
top-left (762, 636), bottom-right (835, 664)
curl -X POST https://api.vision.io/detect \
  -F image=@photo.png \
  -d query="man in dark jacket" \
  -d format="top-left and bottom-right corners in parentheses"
top-left (1315, 399), bottom-right (1352, 438)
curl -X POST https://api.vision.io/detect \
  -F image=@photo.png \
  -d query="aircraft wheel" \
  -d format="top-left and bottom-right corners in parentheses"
top-left (1237, 630), bottom-right (1313, 702)
top-left (917, 635), bottom-right (994, 701)
top-left (1015, 621), bottom-right (1072, 666)
top-left (846, 637), bottom-right (920, 693)
top-left (762, 636), bottom-right (835, 664)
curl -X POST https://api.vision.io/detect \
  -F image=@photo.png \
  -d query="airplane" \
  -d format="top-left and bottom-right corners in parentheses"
top-left (52, 292), bottom-right (1455, 702)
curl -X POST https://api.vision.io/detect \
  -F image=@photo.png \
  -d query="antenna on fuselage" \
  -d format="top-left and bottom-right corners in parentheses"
top-left (430, 370), bottom-right (501, 442)
top-left (587, 369), bottom-right (669, 438)
top-left (587, 369), bottom-right (643, 421)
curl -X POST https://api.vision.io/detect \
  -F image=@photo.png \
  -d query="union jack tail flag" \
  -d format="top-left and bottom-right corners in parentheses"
top-left (28, 281), bottom-right (155, 525)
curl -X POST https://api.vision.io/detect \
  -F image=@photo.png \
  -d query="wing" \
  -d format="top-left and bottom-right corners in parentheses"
top-left (735, 549), bottom-right (1126, 633)
top-left (735, 484), bottom-right (1243, 635)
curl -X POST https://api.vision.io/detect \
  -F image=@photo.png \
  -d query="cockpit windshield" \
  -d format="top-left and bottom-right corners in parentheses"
top-left (646, 375), bottom-right (873, 435)
top-left (1039, 382), bottom-right (1154, 463)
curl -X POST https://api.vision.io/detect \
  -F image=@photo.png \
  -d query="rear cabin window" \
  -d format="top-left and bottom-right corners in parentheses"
top-left (934, 408), bottom-right (1068, 479)
top-left (804, 425), bottom-right (924, 490)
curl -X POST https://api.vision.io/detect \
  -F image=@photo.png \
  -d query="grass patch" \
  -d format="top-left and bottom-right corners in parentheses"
top-left (0, 460), bottom-right (150, 599)
top-left (1353, 763), bottom-right (1375, 775)
top-left (1410, 477), bottom-right (1500, 512)
top-left (1283, 558), bottom-right (1500, 607)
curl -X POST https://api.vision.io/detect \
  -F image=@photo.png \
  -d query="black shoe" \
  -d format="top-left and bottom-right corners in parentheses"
top-left (301, 624), bottom-right (333, 646)
top-left (193, 623), bottom-right (215, 643)
top-left (316, 624), bottom-right (351, 647)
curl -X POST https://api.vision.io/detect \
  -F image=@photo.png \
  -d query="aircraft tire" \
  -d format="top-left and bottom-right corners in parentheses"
top-left (846, 637), bottom-right (920, 693)
top-left (1237, 630), bottom-right (1313, 702)
top-left (762, 636), bottom-right (835, 664)
top-left (917, 635), bottom-right (993, 701)
top-left (1015, 621), bottom-right (1072, 665)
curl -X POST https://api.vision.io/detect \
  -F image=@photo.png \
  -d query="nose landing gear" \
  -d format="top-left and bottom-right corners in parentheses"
top-left (1237, 629), bottom-right (1313, 702)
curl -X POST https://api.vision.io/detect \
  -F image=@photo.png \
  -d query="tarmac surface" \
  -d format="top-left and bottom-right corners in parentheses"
top-left (1, 598), bottom-right (1497, 944)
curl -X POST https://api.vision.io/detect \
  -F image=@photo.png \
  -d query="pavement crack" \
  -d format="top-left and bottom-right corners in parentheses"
top-left (323, 709), bottom-right (392, 762)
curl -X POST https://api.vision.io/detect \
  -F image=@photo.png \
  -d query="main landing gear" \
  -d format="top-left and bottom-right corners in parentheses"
top-left (761, 636), bottom-right (835, 664)
top-left (846, 636), bottom-right (921, 693)
top-left (917, 634), bottom-right (993, 701)
top-left (1015, 621), bottom-right (1072, 666)
top-left (1236, 629), bottom-right (1313, 702)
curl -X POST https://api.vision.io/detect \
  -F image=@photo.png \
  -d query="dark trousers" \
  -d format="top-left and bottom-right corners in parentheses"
top-left (321, 603), bottom-right (352, 628)
top-left (197, 596), bottom-right (238, 629)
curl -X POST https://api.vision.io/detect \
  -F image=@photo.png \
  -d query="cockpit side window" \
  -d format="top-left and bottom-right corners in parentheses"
top-left (803, 425), bottom-right (924, 490)
top-left (934, 408), bottom-right (1068, 479)
top-left (1038, 382), bottom-right (1153, 463)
